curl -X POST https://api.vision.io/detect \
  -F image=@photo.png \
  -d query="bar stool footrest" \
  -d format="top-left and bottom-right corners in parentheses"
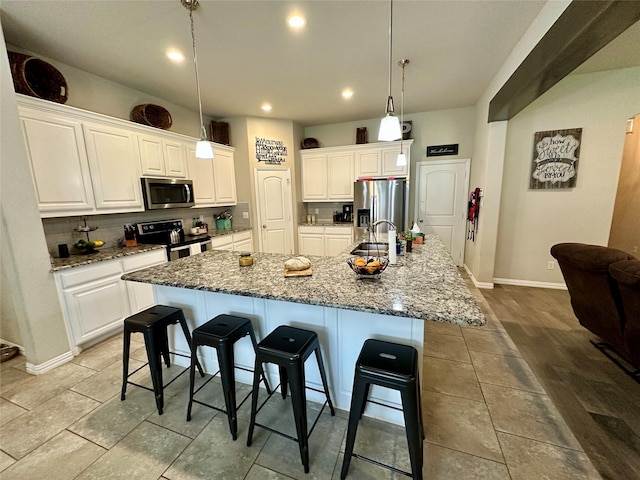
top-left (350, 453), bottom-right (413, 478)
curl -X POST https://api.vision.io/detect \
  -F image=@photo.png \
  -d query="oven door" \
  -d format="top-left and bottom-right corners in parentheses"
top-left (168, 244), bottom-right (192, 261)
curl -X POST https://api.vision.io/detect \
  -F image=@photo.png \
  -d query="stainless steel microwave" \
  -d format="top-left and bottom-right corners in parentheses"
top-left (141, 177), bottom-right (195, 210)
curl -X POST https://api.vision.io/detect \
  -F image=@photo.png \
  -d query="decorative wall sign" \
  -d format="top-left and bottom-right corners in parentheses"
top-left (427, 144), bottom-right (458, 156)
top-left (255, 137), bottom-right (288, 164)
top-left (530, 128), bottom-right (581, 189)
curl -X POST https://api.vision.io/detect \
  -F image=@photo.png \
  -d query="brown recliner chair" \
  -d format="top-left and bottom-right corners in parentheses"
top-left (609, 259), bottom-right (640, 377)
top-left (550, 243), bottom-right (638, 378)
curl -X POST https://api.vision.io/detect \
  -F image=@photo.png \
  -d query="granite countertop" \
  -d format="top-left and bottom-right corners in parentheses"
top-left (50, 244), bottom-right (166, 272)
top-left (299, 222), bottom-right (353, 227)
top-left (122, 234), bottom-right (485, 326)
top-left (208, 227), bottom-right (252, 237)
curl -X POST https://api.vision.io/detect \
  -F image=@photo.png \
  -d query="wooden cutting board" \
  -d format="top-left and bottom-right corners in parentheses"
top-left (284, 267), bottom-right (313, 277)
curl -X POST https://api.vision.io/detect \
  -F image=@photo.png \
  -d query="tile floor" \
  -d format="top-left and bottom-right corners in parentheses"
top-left (0, 280), bottom-right (603, 479)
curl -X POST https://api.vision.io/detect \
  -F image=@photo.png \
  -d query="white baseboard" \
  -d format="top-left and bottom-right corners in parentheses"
top-left (463, 264), bottom-right (495, 289)
top-left (493, 277), bottom-right (567, 290)
top-left (25, 350), bottom-right (74, 375)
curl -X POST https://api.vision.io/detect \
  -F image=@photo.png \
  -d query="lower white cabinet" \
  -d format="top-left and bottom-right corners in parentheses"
top-left (54, 249), bottom-right (167, 353)
top-left (298, 225), bottom-right (353, 256)
top-left (210, 230), bottom-right (253, 252)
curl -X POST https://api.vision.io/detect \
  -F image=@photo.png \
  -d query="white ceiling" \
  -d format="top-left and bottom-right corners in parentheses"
top-left (1, 1), bottom-right (638, 126)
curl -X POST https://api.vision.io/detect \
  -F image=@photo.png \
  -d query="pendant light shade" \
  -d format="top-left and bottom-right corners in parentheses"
top-left (183, 0), bottom-right (214, 159)
top-left (378, 0), bottom-right (401, 142)
top-left (397, 58), bottom-right (409, 166)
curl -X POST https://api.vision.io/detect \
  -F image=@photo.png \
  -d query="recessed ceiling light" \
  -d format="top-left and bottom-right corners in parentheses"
top-left (166, 50), bottom-right (185, 62)
top-left (261, 103), bottom-right (272, 112)
top-left (342, 89), bottom-right (354, 99)
top-left (287, 15), bottom-right (306, 29)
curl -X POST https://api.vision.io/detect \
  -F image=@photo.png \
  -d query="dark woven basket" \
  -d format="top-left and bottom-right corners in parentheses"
top-left (130, 104), bottom-right (172, 130)
top-left (8, 51), bottom-right (68, 104)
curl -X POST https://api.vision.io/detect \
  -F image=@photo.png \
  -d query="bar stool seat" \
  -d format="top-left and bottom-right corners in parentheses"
top-left (186, 314), bottom-right (271, 440)
top-left (341, 339), bottom-right (424, 479)
top-left (121, 305), bottom-right (203, 415)
top-left (247, 325), bottom-right (335, 473)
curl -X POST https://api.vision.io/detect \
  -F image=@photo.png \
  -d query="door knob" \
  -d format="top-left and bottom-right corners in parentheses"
top-left (419, 219), bottom-right (423, 223)
top-left (262, 224), bottom-right (266, 228)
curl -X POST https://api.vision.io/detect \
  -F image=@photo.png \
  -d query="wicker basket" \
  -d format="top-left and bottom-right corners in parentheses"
top-left (8, 51), bottom-right (68, 104)
top-left (130, 104), bottom-right (172, 130)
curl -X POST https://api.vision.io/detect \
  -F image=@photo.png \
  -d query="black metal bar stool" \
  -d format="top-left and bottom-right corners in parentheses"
top-left (341, 339), bottom-right (424, 480)
top-left (247, 325), bottom-right (335, 473)
top-left (186, 314), bottom-right (272, 440)
top-left (121, 305), bottom-right (203, 415)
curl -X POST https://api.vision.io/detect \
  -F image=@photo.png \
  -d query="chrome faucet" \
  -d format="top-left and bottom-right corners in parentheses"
top-left (370, 219), bottom-right (397, 231)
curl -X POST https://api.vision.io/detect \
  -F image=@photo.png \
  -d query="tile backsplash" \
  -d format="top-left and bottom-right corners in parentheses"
top-left (43, 202), bottom-right (251, 258)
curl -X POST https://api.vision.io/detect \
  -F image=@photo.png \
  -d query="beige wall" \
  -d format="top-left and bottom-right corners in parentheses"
top-left (495, 67), bottom-right (640, 284)
top-left (1, 30), bottom-right (70, 365)
top-left (7, 44), bottom-right (210, 138)
top-left (608, 113), bottom-right (640, 256)
top-left (304, 106), bottom-right (477, 222)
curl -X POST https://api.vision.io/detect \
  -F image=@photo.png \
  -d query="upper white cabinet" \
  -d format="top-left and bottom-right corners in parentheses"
top-left (188, 143), bottom-right (237, 207)
top-left (301, 151), bottom-right (354, 201)
top-left (301, 141), bottom-right (412, 202)
top-left (138, 133), bottom-right (188, 178)
top-left (19, 107), bottom-right (95, 216)
top-left (83, 122), bottom-right (144, 212)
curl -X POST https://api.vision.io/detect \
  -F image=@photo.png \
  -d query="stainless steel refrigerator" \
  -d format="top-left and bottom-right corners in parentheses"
top-left (353, 179), bottom-right (407, 237)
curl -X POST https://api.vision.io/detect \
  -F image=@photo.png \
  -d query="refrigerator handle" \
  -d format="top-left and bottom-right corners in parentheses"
top-left (371, 195), bottom-right (376, 228)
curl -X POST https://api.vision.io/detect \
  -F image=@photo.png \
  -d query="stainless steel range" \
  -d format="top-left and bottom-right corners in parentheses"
top-left (136, 219), bottom-right (212, 261)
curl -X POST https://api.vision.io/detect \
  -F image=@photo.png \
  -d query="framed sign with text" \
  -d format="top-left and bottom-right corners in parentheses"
top-left (530, 128), bottom-right (581, 189)
top-left (255, 137), bottom-right (288, 164)
top-left (427, 144), bottom-right (458, 156)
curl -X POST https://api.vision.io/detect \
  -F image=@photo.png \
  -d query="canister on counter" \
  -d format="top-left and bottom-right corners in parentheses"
top-left (239, 252), bottom-right (253, 266)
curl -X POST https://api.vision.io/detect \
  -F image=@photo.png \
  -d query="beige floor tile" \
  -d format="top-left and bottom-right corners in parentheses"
top-left (423, 357), bottom-right (483, 401)
top-left (75, 421), bottom-right (190, 480)
top-left (71, 333), bottom-right (124, 371)
top-left (481, 383), bottom-right (583, 450)
top-left (470, 350), bottom-right (545, 394)
top-left (256, 409), bottom-right (347, 479)
top-left (423, 442), bottom-right (510, 479)
top-left (0, 364), bottom-right (34, 393)
top-left (497, 432), bottom-right (601, 480)
top-left (335, 415), bottom-right (411, 478)
top-left (0, 450), bottom-right (16, 472)
top-left (422, 390), bottom-right (503, 463)
top-left (0, 390), bottom-right (99, 460)
top-left (0, 397), bottom-right (27, 426)
top-left (71, 357), bottom-right (144, 403)
top-left (2, 361), bottom-right (96, 410)
top-left (423, 333), bottom-right (471, 363)
top-left (424, 321), bottom-right (462, 337)
top-left (463, 329), bottom-right (522, 358)
top-left (165, 415), bottom-right (268, 480)
top-left (245, 464), bottom-right (296, 479)
top-left (1, 430), bottom-right (105, 480)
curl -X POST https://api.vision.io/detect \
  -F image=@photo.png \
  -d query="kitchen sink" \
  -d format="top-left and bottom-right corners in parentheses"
top-left (350, 242), bottom-right (389, 257)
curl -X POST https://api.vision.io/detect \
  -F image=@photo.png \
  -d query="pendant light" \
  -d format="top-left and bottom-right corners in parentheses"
top-left (378, 0), bottom-right (401, 142)
top-left (397, 59), bottom-right (409, 166)
top-left (182, 0), bottom-right (214, 159)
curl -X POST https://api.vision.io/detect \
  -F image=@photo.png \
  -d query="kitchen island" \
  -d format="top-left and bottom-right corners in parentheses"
top-left (122, 234), bottom-right (484, 423)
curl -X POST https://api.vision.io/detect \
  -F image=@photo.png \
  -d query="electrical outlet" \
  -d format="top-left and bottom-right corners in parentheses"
top-left (633, 245), bottom-right (639, 254)
top-left (315, 208), bottom-right (319, 214)
top-left (547, 261), bottom-right (555, 270)
top-left (242, 212), bottom-right (249, 219)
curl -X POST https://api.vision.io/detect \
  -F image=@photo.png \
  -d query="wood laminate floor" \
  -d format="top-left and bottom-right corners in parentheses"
top-left (481, 284), bottom-right (640, 480)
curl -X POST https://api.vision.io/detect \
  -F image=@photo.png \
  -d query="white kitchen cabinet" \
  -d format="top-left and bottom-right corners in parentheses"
top-left (211, 234), bottom-right (234, 251)
top-left (301, 154), bottom-right (328, 200)
top-left (298, 225), bottom-right (352, 256)
top-left (83, 122), bottom-right (144, 212)
top-left (381, 144), bottom-right (411, 177)
top-left (55, 249), bottom-right (167, 353)
top-left (188, 144), bottom-right (237, 207)
top-left (233, 230), bottom-right (253, 251)
top-left (18, 107), bottom-right (96, 217)
top-left (122, 249), bottom-right (167, 314)
top-left (353, 140), bottom-right (413, 179)
top-left (138, 134), bottom-right (188, 178)
top-left (355, 150), bottom-right (382, 178)
top-left (301, 151), bottom-right (354, 201)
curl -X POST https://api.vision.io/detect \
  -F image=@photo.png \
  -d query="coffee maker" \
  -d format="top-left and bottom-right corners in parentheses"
top-left (342, 204), bottom-right (353, 223)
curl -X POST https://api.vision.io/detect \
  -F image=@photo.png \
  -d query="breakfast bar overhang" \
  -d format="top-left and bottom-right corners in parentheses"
top-left (122, 235), bottom-right (485, 424)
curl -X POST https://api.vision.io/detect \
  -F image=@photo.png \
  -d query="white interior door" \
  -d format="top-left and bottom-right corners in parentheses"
top-left (415, 159), bottom-right (470, 266)
top-left (255, 168), bottom-right (294, 254)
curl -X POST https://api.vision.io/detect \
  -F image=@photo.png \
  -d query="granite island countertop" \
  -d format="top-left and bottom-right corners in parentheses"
top-left (122, 234), bottom-right (485, 326)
